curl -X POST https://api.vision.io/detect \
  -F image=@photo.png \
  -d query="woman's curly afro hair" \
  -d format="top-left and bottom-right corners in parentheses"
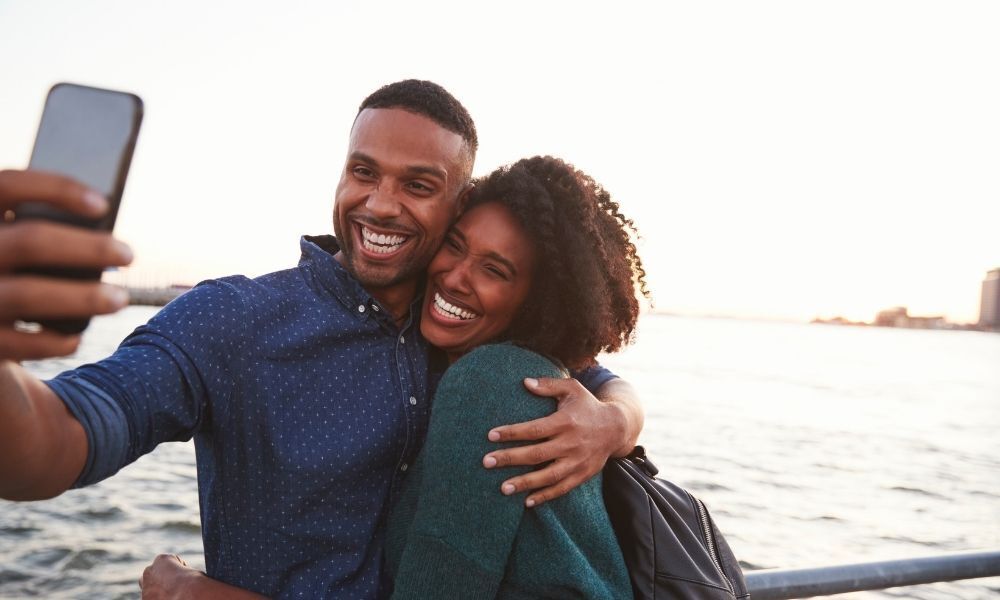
top-left (466, 156), bottom-right (649, 369)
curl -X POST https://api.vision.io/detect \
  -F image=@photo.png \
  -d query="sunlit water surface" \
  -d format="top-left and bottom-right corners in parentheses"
top-left (2, 308), bottom-right (998, 598)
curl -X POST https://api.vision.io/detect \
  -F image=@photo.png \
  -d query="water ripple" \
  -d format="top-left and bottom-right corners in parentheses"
top-left (887, 486), bottom-right (950, 500)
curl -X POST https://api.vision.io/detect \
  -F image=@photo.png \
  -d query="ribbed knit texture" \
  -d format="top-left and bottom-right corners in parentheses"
top-left (385, 344), bottom-right (632, 599)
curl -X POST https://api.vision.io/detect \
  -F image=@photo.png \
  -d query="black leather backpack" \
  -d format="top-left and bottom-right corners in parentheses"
top-left (603, 447), bottom-right (751, 599)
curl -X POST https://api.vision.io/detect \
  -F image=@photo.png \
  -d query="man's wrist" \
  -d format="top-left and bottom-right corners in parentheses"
top-left (604, 400), bottom-right (636, 458)
top-left (594, 379), bottom-right (643, 458)
top-left (174, 567), bottom-right (210, 596)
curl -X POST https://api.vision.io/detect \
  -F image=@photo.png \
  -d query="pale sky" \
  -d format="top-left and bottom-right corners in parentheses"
top-left (2, 0), bottom-right (998, 323)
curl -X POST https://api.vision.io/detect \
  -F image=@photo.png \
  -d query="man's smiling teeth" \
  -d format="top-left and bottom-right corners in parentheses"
top-left (361, 226), bottom-right (407, 254)
top-left (433, 293), bottom-right (479, 320)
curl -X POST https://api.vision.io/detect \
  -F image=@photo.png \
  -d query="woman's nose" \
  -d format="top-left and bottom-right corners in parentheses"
top-left (440, 260), bottom-right (473, 295)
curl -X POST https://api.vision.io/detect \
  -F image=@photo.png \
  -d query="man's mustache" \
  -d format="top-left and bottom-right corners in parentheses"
top-left (351, 215), bottom-right (415, 237)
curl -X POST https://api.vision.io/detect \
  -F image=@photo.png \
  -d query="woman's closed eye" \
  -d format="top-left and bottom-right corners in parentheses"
top-left (444, 234), bottom-right (464, 252)
top-left (485, 264), bottom-right (510, 280)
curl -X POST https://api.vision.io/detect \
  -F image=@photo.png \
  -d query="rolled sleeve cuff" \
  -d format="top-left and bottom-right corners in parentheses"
top-left (571, 363), bottom-right (618, 394)
top-left (46, 377), bottom-right (130, 488)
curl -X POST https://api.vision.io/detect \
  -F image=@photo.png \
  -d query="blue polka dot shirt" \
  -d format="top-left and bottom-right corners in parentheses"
top-left (46, 235), bottom-right (617, 599)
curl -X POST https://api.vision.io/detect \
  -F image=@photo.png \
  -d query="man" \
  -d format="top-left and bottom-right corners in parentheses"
top-left (0, 80), bottom-right (642, 597)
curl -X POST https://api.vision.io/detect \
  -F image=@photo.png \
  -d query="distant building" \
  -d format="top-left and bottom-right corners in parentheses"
top-left (873, 306), bottom-right (947, 330)
top-left (981, 269), bottom-right (1000, 330)
top-left (875, 307), bottom-right (909, 328)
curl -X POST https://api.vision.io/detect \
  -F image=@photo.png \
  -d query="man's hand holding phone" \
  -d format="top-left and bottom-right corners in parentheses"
top-left (0, 169), bottom-right (133, 361)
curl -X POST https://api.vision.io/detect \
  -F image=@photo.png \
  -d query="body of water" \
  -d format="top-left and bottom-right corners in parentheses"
top-left (2, 308), bottom-right (999, 598)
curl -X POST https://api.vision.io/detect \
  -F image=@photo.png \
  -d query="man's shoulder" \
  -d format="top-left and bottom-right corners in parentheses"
top-left (147, 265), bottom-right (307, 330)
top-left (188, 264), bottom-right (310, 308)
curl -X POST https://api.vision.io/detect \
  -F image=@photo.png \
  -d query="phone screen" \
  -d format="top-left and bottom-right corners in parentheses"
top-left (21, 83), bottom-right (143, 230)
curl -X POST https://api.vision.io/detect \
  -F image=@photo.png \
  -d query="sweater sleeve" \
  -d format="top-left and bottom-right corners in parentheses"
top-left (390, 344), bottom-right (564, 600)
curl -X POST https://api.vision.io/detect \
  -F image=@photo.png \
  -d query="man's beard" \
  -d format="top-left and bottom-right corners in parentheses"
top-left (338, 245), bottom-right (424, 290)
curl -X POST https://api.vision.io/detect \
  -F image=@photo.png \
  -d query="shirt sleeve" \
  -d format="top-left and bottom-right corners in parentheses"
top-left (571, 361), bottom-right (618, 393)
top-left (46, 278), bottom-right (249, 487)
top-left (389, 344), bottom-right (563, 600)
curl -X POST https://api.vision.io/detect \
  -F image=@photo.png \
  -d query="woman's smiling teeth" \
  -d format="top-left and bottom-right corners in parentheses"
top-left (433, 293), bottom-right (479, 321)
top-left (361, 226), bottom-right (408, 254)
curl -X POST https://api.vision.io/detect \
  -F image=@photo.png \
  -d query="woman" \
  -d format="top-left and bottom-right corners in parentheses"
top-left (141, 156), bottom-right (649, 599)
top-left (387, 155), bottom-right (647, 599)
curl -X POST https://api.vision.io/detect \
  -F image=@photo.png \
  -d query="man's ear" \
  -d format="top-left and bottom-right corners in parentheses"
top-left (455, 183), bottom-right (474, 215)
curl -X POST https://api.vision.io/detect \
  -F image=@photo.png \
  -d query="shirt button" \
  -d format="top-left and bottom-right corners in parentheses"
top-left (399, 335), bottom-right (405, 344)
top-left (400, 463), bottom-right (408, 472)
top-left (372, 304), bottom-right (380, 312)
top-left (358, 305), bottom-right (366, 313)
top-left (409, 396), bottom-right (417, 405)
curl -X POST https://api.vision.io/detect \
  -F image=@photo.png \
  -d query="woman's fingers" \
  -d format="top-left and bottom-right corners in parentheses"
top-left (0, 169), bottom-right (107, 215)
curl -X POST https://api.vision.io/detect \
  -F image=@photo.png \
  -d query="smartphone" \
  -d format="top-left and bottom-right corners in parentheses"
top-left (16, 82), bottom-right (143, 334)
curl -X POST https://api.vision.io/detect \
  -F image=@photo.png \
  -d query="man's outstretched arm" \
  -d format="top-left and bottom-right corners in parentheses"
top-left (0, 360), bottom-right (88, 500)
top-left (0, 169), bottom-right (132, 500)
top-left (482, 376), bottom-right (644, 507)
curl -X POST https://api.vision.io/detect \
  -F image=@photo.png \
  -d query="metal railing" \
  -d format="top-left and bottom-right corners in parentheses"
top-left (744, 549), bottom-right (1000, 599)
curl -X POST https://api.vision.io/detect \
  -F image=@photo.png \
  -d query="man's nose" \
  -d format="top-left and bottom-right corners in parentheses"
top-left (365, 184), bottom-right (402, 219)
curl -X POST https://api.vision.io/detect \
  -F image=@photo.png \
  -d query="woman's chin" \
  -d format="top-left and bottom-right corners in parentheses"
top-left (421, 329), bottom-right (460, 355)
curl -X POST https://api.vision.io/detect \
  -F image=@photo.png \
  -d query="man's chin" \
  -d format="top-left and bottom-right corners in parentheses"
top-left (345, 256), bottom-right (421, 291)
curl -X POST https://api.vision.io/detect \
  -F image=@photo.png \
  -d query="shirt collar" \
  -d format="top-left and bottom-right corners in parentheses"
top-left (299, 235), bottom-right (425, 328)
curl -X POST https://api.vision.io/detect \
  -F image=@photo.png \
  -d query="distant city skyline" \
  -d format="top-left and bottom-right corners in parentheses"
top-left (2, 1), bottom-right (998, 323)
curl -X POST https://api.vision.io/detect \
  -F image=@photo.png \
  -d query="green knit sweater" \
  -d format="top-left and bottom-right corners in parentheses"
top-left (384, 344), bottom-right (632, 600)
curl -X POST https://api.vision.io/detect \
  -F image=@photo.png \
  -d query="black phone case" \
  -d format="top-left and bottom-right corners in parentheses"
top-left (15, 83), bottom-right (143, 335)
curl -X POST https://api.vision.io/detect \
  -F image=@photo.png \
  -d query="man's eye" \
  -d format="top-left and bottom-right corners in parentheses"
top-left (407, 181), bottom-right (434, 194)
top-left (444, 236), bottom-right (461, 250)
top-left (353, 166), bottom-right (376, 180)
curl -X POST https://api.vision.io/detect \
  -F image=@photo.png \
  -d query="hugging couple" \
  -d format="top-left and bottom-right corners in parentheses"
top-left (0, 80), bottom-right (649, 598)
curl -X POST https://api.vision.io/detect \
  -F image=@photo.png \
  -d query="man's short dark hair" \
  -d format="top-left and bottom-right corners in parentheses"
top-left (359, 80), bottom-right (478, 155)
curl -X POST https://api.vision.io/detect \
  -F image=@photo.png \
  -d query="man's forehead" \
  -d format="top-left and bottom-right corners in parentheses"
top-left (349, 108), bottom-right (472, 181)
top-left (351, 108), bottom-right (464, 148)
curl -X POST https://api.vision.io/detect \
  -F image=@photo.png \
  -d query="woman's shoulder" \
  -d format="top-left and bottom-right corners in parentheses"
top-left (445, 343), bottom-right (566, 383)
top-left (433, 344), bottom-right (566, 418)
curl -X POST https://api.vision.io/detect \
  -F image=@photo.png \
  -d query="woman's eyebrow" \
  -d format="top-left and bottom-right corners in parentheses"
top-left (451, 226), bottom-right (517, 275)
top-left (450, 227), bottom-right (468, 243)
